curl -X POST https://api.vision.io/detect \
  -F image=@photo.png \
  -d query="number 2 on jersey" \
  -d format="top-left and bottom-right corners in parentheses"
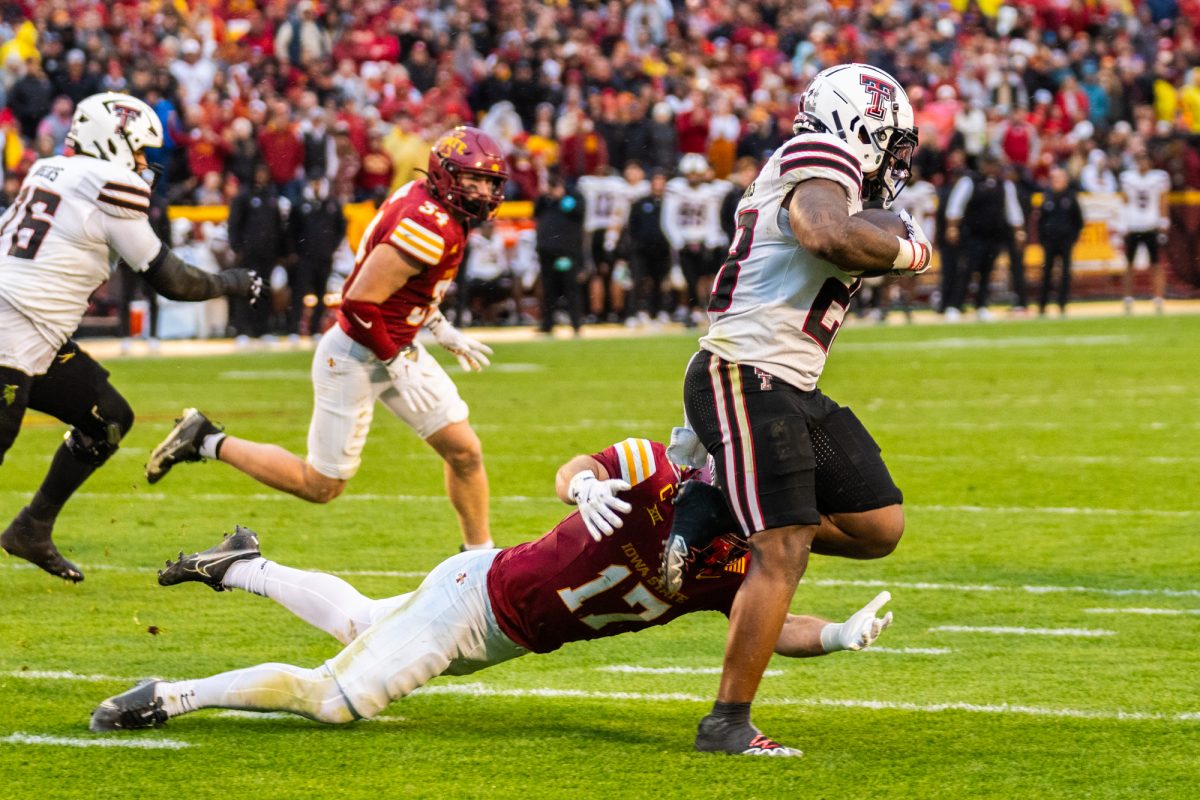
top-left (556, 565), bottom-right (670, 631)
top-left (0, 187), bottom-right (62, 260)
top-left (709, 209), bottom-right (758, 312)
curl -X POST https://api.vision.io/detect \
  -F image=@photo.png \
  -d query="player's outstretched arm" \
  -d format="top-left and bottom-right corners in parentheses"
top-left (788, 180), bottom-right (928, 274)
top-left (143, 245), bottom-right (263, 303)
top-left (554, 453), bottom-right (632, 541)
top-left (774, 591), bottom-right (893, 658)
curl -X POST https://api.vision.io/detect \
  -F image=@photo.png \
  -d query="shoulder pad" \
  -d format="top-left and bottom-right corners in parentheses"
top-left (77, 159), bottom-right (152, 219)
top-left (775, 131), bottom-right (863, 203)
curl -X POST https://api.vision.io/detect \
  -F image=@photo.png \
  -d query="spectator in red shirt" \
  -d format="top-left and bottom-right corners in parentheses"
top-left (356, 130), bottom-right (395, 201)
top-left (258, 107), bottom-right (304, 199)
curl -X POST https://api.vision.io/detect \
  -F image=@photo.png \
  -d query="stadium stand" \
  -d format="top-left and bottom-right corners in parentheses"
top-left (0, 0), bottom-right (1197, 335)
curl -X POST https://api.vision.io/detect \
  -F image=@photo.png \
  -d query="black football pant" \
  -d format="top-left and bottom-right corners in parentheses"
top-left (1039, 241), bottom-right (1075, 312)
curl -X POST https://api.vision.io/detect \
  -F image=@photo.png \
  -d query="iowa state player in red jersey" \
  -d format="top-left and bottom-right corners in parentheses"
top-left (93, 437), bottom-right (893, 756)
top-left (146, 128), bottom-right (508, 550)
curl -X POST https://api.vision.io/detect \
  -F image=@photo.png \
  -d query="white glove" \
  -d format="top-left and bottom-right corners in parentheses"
top-left (892, 209), bottom-right (932, 274)
top-left (568, 470), bottom-right (632, 542)
top-left (666, 426), bottom-right (708, 469)
top-left (385, 350), bottom-right (438, 414)
top-left (819, 591), bottom-right (893, 653)
top-left (426, 312), bottom-right (493, 372)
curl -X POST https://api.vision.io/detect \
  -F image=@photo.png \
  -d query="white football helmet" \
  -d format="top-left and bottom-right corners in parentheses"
top-left (678, 152), bottom-right (710, 177)
top-left (793, 64), bottom-right (918, 206)
top-left (67, 92), bottom-right (163, 173)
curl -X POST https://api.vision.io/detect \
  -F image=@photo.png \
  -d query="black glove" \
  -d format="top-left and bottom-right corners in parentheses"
top-left (220, 269), bottom-right (264, 306)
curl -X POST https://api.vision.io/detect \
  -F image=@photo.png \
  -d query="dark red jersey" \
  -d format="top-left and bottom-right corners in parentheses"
top-left (487, 439), bottom-right (747, 654)
top-left (337, 180), bottom-right (466, 348)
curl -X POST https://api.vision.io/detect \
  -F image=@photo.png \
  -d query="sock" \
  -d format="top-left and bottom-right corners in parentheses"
top-left (223, 557), bottom-right (379, 644)
top-left (709, 700), bottom-right (752, 725)
top-left (199, 432), bottom-right (227, 460)
top-left (27, 444), bottom-right (99, 522)
top-left (158, 665), bottom-right (353, 723)
top-left (462, 540), bottom-right (495, 551)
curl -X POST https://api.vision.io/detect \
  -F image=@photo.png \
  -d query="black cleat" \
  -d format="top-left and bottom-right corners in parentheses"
top-left (158, 526), bottom-right (261, 591)
top-left (695, 714), bottom-right (802, 757)
top-left (661, 480), bottom-right (739, 594)
top-left (145, 408), bottom-right (222, 485)
top-left (90, 681), bottom-right (168, 732)
top-left (1, 506), bottom-right (83, 582)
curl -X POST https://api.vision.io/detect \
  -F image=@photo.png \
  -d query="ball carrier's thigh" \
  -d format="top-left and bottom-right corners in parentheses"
top-left (683, 350), bottom-right (822, 536)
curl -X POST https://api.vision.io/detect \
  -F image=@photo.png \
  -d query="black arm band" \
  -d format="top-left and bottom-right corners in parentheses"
top-left (143, 245), bottom-right (228, 301)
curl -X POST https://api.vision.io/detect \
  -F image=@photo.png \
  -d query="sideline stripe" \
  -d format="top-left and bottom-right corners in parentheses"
top-left (1, 732), bottom-right (190, 750)
top-left (929, 625), bottom-right (1114, 637)
top-left (598, 666), bottom-right (783, 676)
top-left (1084, 608), bottom-right (1200, 616)
top-left (415, 683), bottom-right (1199, 722)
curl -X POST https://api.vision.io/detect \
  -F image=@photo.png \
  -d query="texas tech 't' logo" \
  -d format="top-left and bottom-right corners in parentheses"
top-left (859, 74), bottom-right (895, 121)
top-left (108, 102), bottom-right (142, 133)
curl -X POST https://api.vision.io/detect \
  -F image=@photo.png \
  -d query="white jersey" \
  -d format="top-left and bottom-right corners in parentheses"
top-left (892, 178), bottom-right (938, 241)
top-left (0, 156), bottom-right (160, 347)
top-left (1118, 169), bottom-right (1170, 233)
top-left (465, 228), bottom-right (508, 282)
top-left (699, 132), bottom-right (865, 392)
top-left (662, 177), bottom-right (732, 249)
top-left (577, 175), bottom-right (646, 233)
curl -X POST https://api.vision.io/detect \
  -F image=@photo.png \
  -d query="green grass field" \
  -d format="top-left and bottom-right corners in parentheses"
top-left (2, 314), bottom-right (1198, 799)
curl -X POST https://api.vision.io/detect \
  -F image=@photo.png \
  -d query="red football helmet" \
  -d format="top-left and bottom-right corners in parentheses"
top-left (426, 126), bottom-right (508, 223)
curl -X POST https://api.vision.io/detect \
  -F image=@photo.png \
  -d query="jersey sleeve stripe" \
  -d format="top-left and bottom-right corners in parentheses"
top-left (780, 141), bottom-right (861, 171)
top-left (633, 438), bottom-right (654, 483)
top-left (389, 234), bottom-right (441, 266)
top-left (389, 228), bottom-right (441, 258)
top-left (97, 193), bottom-right (150, 213)
top-left (780, 156), bottom-right (863, 188)
top-left (398, 218), bottom-right (445, 249)
top-left (102, 181), bottom-right (151, 199)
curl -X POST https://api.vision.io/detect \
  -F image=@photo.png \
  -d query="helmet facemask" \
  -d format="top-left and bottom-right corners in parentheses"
top-left (863, 124), bottom-right (918, 207)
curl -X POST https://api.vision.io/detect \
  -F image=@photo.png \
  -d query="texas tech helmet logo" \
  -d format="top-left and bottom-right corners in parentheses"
top-left (107, 101), bottom-right (143, 133)
top-left (859, 74), bottom-right (896, 121)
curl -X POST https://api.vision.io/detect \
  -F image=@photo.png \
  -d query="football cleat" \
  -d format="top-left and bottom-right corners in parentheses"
top-left (90, 681), bottom-right (168, 732)
top-left (158, 525), bottom-right (261, 592)
top-left (1, 506), bottom-right (83, 582)
top-left (145, 408), bottom-right (221, 485)
top-left (661, 480), bottom-right (740, 594)
top-left (694, 715), bottom-right (802, 757)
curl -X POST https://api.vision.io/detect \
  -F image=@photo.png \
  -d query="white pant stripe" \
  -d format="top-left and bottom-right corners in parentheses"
top-left (724, 362), bottom-right (765, 531)
top-left (707, 354), bottom-right (752, 535)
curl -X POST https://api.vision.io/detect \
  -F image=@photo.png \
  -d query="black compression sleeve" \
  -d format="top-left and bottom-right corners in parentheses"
top-left (142, 245), bottom-right (228, 301)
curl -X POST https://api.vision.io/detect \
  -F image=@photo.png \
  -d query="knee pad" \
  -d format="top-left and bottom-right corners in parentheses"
top-left (64, 386), bottom-right (134, 466)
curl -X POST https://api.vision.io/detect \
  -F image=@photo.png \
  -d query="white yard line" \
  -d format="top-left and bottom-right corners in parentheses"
top-left (0, 732), bottom-right (191, 750)
top-left (1084, 608), bottom-right (1200, 616)
top-left (860, 647), bottom-right (952, 655)
top-left (2, 670), bottom-right (154, 683)
top-left (2, 561), bottom-right (1196, 599)
top-left (597, 666), bottom-right (783, 676)
top-left (909, 503), bottom-right (1200, 518)
top-left (928, 625), bottom-right (1114, 637)
top-left (414, 683), bottom-right (1198, 722)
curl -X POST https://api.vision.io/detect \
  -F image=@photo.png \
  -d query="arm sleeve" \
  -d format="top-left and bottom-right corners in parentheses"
top-left (1004, 182), bottom-right (1024, 227)
top-left (661, 187), bottom-right (683, 249)
top-left (100, 214), bottom-right (165, 272)
top-left (142, 246), bottom-right (234, 300)
top-left (944, 176), bottom-right (973, 221)
top-left (339, 297), bottom-right (401, 362)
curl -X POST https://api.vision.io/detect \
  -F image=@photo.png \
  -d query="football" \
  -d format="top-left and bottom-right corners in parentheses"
top-left (853, 206), bottom-right (909, 239)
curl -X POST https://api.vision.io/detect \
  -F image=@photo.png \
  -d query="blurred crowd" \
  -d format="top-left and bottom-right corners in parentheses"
top-left (1, 0), bottom-right (1198, 335)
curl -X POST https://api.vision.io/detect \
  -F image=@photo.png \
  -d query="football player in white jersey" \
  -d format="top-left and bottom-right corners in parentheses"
top-left (1118, 151), bottom-right (1171, 314)
top-left (663, 64), bottom-right (930, 756)
top-left (578, 163), bottom-right (648, 321)
top-left (0, 93), bottom-right (261, 582)
top-left (662, 154), bottom-right (732, 325)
